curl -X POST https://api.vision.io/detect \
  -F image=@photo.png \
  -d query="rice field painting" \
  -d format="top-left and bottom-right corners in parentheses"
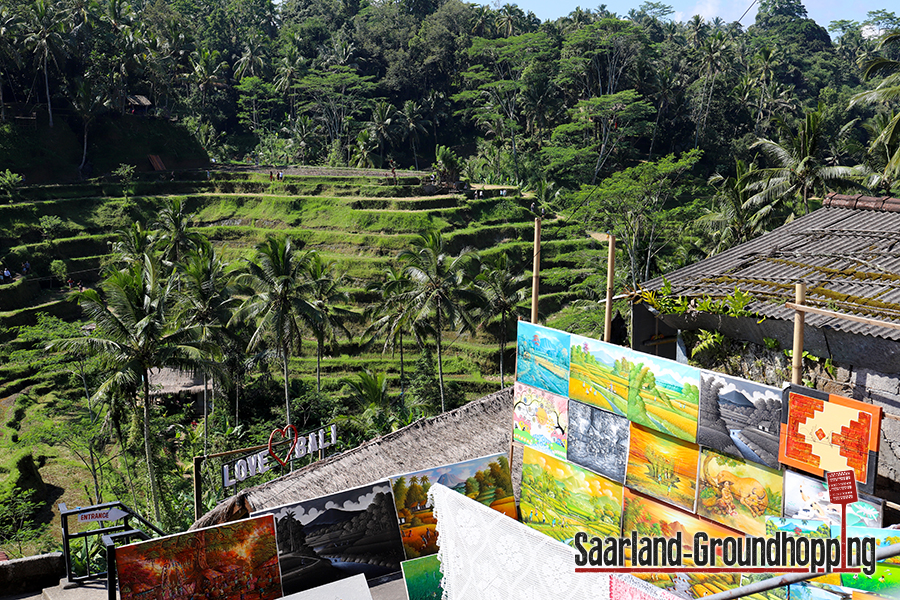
top-left (790, 582), bottom-right (857, 600)
top-left (568, 334), bottom-right (635, 416)
top-left (116, 515), bottom-right (281, 600)
top-left (625, 423), bottom-right (700, 512)
top-left (840, 561), bottom-right (900, 598)
top-left (696, 448), bottom-right (783, 537)
top-left (515, 321), bottom-right (570, 397)
top-left (520, 446), bottom-right (623, 546)
top-left (567, 399), bottom-right (630, 483)
top-left (783, 470), bottom-right (884, 528)
top-left (512, 382), bottom-right (568, 459)
top-left (389, 453), bottom-right (516, 559)
top-left (831, 526), bottom-right (900, 567)
top-left (401, 555), bottom-right (443, 600)
top-left (740, 574), bottom-right (788, 600)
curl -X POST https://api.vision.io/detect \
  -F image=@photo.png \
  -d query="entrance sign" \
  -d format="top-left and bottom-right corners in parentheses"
top-left (78, 507), bottom-right (128, 523)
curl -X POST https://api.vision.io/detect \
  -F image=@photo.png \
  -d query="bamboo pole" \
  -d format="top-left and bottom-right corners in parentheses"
top-left (531, 217), bottom-right (541, 324)
top-left (605, 234), bottom-right (616, 342)
top-left (792, 282), bottom-right (806, 385)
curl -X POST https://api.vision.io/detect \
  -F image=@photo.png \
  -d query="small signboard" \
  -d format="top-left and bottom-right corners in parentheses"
top-left (78, 507), bottom-right (128, 523)
top-left (827, 469), bottom-right (859, 505)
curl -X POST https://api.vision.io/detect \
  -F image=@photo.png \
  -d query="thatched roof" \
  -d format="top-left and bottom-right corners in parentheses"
top-left (148, 367), bottom-right (205, 397)
top-left (192, 387), bottom-right (515, 529)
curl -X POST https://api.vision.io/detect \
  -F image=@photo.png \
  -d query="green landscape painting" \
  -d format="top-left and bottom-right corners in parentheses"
top-left (401, 555), bottom-right (443, 600)
top-left (520, 446), bottom-right (623, 546)
top-left (568, 336), bottom-right (699, 441)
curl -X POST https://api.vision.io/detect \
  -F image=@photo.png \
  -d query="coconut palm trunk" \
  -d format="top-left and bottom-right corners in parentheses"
top-left (142, 370), bottom-right (161, 523)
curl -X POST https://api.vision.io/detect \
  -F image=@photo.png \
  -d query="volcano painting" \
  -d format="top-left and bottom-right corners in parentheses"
top-left (698, 371), bottom-right (782, 469)
top-left (116, 514), bottom-right (281, 600)
top-left (251, 482), bottom-right (405, 595)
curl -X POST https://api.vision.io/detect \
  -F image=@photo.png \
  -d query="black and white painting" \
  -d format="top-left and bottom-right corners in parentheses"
top-left (566, 399), bottom-right (630, 483)
top-left (252, 482), bottom-right (404, 595)
top-left (697, 371), bottom-right (782, 469)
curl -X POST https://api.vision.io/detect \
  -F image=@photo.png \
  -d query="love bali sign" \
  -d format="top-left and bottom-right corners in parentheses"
top-left (222, 423), bottom-right (337, 487)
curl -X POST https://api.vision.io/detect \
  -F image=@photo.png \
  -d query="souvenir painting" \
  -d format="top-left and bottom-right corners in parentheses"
top-left (779, 384), bottom-right (881, 493)
top-left (512, 381), bottom-right (568, 459)
top-left (251, 482), bottom-right (404, 595)
top-left (625, 350), bottom-right (700, 442)
top-left (790, 581), bottom-right (857, 600)
top-left (567, 399), bottom-right (630, 483)
top-left (388, 453), bottom-right (516, 559)
top-left (116, 515), bottom-right (281, 600)
top-left (698, 371), bottom-right (782, 469)
top-left (696, 448), bottom-right (783, 537)
top-left (401, 554), bottom-right (443, 600)
top-left (783, 470), bottom-right (883, 528)
top-left (568, 334), bottom-right (634, 416)
top-left (625, 423), bottom-right (700, 513)
top-left (515, 321), bottom-right (570, 397)
top-left (520, 446), bottom-right (623, 545)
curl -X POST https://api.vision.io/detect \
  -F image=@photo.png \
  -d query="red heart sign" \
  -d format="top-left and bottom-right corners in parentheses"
top-left (268, 425), bottom-right (299, 467)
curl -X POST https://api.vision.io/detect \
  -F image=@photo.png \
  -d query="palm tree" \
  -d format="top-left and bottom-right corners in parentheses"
top-left (187, 48), bottom-right (228, 112)
top-left (25, 0), bottom-right (66, 128)
top-left (275, 45), bottom-right (305, 119)
top-left (351, 129), bottom-right (377, 168)
top-left (695, 32), bottom-right (728, 148)
top-left (50, 255), bottom-right (202, 522)
top-left (303, 252), bottom-right (353, 392)
top-left (701, 159), bottom-right (764, 253)
top-left (68, 78), bottom-right (109, 177)
top-left (858, 111), bottom-right (900, 193)
top-left (851, 32), bottom-right (900, 184)
top-left (232, 237), bottom-right (318, 427)
top-left (399, 100), bottom-right (430, 171)
top-left (0, 7), bottom-right (21, 123)
top-left (398, 231), bottom-right (479, 412)
top-left (474, 250), bottom-right (528, 388)
top-left (749, 104), bottom-right (859, 216)
top-left (153, 197), bottom-right (206, 268)
top-left (368, 100), bottom-right (396, 168)
top-left (365, 265), bottom-right (419, 398)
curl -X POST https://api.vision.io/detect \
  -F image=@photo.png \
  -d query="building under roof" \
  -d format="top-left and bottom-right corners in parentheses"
top-left (638, 193), bottom-right (900, 375)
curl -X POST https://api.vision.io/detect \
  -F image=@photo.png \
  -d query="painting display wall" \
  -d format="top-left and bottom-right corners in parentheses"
top-left (115, 515), bottom-right (281, 600)
top-left (520, 445), bottom-right (624, 545)
top-left (696, 448), bottom-right (783, 537)
top-left (779, 385), bottom-right (881, 493)
top-left (567, 399), bottom-right (630, 483)
top-left (625, 423), bottom-right (700, 513)
top-left (251, 482), bottom-right (404, 595)
top-left (388, 453), bottom-right (516, 559)
top-left (515, 321), bottom-right (570, 397)
top-left (782, 470), bottom-right (883, 528)
top-left (512, 382), bottom-right (568, 459)
top-left (829, 525), bottom-right (900, 597)
top-left (698, 372), bottom-right (782, 469)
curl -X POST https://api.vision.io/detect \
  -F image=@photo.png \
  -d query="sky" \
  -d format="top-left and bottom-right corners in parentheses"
top-left (509, 0), bottom-right (887, 31)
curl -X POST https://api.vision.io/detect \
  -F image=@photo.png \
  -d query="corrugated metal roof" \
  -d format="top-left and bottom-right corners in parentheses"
top-left (643, 193), bottom-right (900, 342)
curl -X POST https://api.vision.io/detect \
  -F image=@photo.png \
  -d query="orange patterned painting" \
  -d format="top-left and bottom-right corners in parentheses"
top-left (779, 385), bottom-right (881, 493)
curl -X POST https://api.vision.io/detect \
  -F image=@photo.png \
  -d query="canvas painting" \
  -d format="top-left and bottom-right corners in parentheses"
top-left (831, 526), bottom-right (900, 567)
top-left (251, 482), bottom-right (404, 595)
top-left (567, 399), bottom-right (630, 483)
top-left (520, 445), bottom-right (623, 545)
top-left (512, 381), bottom-right (568, 459)
top-left (625, 423), bottom-right (700, 512)
top-left (779, 385), bottom-right (882, 493)
top-left (740, 574), bottom-right (788, 600)
top-left (696, 448), bottom-right (783, 537)
top-left (762, 518), bottom-right (842, 588)
top-left (783, 470), bottom-right (883, 528)
top-left (790, 582), bottom-right (857, 600)
top-left (568, 334), bottom-right (635, 416)
top-left (389, 453), bottom-right (516, 559)
top-left (515, 321), bottom-right (570, 397)
top-left (116, 515), bottom-right (281, 600)
top-left (635, 573), bottom-right (740, 599)
top-left (698, 371), bottom-right (782, 469)
top-left (401, 555), bottom-right (442, 600)
top-left (281, 573), bottom-right (373, 600)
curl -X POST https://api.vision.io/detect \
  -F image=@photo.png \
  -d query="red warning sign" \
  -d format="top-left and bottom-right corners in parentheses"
top-left (826, 469), bottom-right (858, 505)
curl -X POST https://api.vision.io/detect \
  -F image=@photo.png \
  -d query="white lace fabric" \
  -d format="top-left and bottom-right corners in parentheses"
top-left (429, 483), bottom-right (681, 600)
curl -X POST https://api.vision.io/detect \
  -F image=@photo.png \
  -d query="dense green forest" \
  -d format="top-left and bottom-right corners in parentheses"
top-left (2, 0), bottom-right (900, 562)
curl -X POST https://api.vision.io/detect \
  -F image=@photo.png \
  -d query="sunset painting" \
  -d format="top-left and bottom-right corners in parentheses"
top-left (625, 423), bottom-right (700, 512)
top-left (520, 446), bottom-right (623, 546)
top-left (116, 515), bottom-right (281, 600)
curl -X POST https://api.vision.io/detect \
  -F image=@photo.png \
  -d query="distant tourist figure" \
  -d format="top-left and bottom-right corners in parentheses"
top-left (67, 277), bottom-right (74, 289)
top-left (78, 281), bottom-right (84, 292)
top-left (206, 170), bottom-right (210, 180)
top-left (21, 261), bottom-right (29, 275)
top-left (269, 171), bottom-right (274, 181)
top-left (530, 202), bottom-right (535, 213)
top-left (3, 267), bottom-right (10, 280)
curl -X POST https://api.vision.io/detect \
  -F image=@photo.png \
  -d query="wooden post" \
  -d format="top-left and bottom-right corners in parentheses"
top-left (604, 234), bottom-right (616, 342)
top-left (792, 282), bottom-right (806, 385)
top-left (531, 217), bottom-right (541, 324)
top-left (193, 455), bottom-right (204, 522)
